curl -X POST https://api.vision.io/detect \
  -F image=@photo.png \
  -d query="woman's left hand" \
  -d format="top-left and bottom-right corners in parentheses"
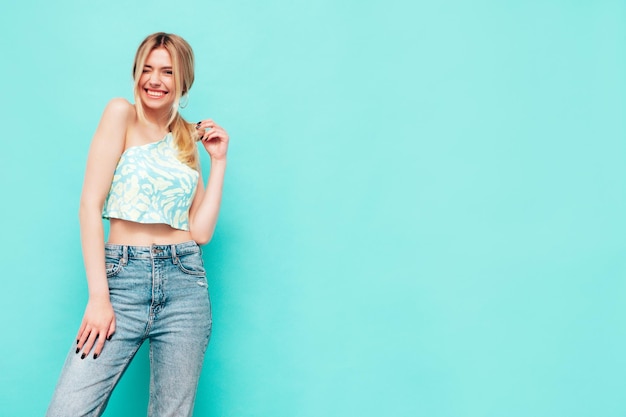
top-left (196, 119), bottom-right (229, 161)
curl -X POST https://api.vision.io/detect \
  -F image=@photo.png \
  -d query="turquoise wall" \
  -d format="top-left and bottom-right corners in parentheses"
top-left (1, 1), bottom-right (625, 416)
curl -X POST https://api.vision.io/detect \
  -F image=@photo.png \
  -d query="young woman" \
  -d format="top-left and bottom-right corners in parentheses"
top-left (46, 32), bottom-right (228, 417)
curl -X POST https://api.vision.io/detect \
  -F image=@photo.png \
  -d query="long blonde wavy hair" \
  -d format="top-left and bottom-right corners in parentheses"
top-left (132, 32), bottom-right (199, 170)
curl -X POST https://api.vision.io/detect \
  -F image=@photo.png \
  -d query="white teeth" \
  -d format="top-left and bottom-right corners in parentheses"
top-left (147, 90), bottom-right (165, 97)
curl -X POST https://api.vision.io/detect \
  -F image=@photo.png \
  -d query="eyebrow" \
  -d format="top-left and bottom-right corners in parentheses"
top-left (143, 65), bottom-right (173, 70)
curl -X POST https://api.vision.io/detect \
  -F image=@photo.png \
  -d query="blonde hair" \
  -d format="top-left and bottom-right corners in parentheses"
top-left (132, 32), bottom-right (199, 169)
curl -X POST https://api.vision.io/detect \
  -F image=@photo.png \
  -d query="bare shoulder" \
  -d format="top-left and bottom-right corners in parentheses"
top-left (101, 98), bottom-right (135, 125)
top-left (90, 98), bottom-right (136, 152)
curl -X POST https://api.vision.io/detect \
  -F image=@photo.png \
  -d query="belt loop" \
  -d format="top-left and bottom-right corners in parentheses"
top-left (171, 244), bottom-right (178, 264)
top-left (122, 246), bottom-right (128, 265)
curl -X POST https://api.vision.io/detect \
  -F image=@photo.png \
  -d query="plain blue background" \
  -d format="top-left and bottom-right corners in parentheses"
top-left (1, 1), bottom-right (625, 416)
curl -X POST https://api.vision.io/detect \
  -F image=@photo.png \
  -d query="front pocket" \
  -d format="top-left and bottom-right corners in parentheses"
top-left (175, 253), bottom-right (206, 276)
top-left (105, 257), bottom-right (124, 278)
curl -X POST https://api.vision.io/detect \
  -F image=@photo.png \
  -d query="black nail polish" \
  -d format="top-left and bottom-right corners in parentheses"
top-left (81, 353), bottom-right (86, 360)
top-left (107, 335), bottom-right (112, 341)
top-left (76, 339), bottom-right (79, 344)
top-left (93, 353), bottom-right (99, 360)
top-left (76, 347), bottom-right (80, 354)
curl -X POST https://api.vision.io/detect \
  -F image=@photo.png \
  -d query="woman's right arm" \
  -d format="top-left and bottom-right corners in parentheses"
top-left (76, 98), bottom-right (133, 360)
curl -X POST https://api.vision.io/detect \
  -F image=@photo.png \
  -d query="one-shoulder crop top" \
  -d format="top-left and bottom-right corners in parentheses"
top-left (102, 133), bottom-right (199, 231)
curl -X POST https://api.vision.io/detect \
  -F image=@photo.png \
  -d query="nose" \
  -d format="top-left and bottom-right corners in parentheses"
top-left (148, 72), bottom-right (161, 86)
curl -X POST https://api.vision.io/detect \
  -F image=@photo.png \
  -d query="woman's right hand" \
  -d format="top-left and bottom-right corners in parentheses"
top-left (76, 296), bottom-right (116, 359)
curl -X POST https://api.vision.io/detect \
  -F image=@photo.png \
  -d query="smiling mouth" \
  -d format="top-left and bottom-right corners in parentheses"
top-left (145, 89), bottom-right (167, 98)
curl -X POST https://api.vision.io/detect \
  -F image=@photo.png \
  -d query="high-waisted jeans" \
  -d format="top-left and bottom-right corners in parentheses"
top-left (46, 241), bottom-right (212, 417)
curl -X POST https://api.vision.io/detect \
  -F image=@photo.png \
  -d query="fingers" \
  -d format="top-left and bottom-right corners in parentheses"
top-left (90, 316), bottom-right (116, 359)
top-left (76, 327), bottom-right (113, 360)
top-left (76, 327), bottom-right (102, 359)
top-left (195, 118), bottom-right (229, 160)
top-left (195, 119), bottom-right (211, 140)
top-left (203, 130), bottom-right (225, 142)
top-left (76, 320), bottom-right (87, 344)
top-left (195, 119), bottom-right (227, 141)
top-left (196, 119), bottom-right (218, 130)
top-left (91, 330), bottom-right (107, 360)
top-left (76, 327), bottom-right (91, 359)
top-left (107, 318), bottom-right (116, 341)
top-left (83, 329), bottom-right (99, 358)
top-left (75, 304), bottom-right (116, 360)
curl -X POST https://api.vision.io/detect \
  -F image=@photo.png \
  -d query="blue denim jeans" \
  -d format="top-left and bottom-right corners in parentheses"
top-left (47, 241), bottom-right (212, 417)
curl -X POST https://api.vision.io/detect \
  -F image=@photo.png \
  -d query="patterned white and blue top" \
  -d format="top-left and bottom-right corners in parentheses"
top-left (102, 133), bottom-right (199, 231)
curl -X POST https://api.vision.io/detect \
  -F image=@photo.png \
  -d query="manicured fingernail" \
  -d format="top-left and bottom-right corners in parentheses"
top-left (76, 339), bottom-right (79, 344)
top-left (81, 353), bottom-right (86, 359)
top-left (107, 335), bottom-right (112, 341)
top-left (196, 121), bottom-right (201, 126)
top-left (93, 353), bottom-right (99, 360)
top-left (76, 347), bottom-right (80, 354)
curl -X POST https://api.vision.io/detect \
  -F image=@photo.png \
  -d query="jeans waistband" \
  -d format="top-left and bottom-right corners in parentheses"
top-left (104, 240), bottom-right (200, 259)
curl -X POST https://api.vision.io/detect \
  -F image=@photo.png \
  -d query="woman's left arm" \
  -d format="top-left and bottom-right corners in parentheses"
top-left (188, 119), bottom-right (229, 245)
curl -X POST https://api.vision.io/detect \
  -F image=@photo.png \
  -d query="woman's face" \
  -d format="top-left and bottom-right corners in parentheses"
top-left (138, 47), bottom-right (176, 113)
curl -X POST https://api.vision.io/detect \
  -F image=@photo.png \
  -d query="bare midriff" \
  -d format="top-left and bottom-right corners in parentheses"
top-left (107, 218), bottom-right (194, 246)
